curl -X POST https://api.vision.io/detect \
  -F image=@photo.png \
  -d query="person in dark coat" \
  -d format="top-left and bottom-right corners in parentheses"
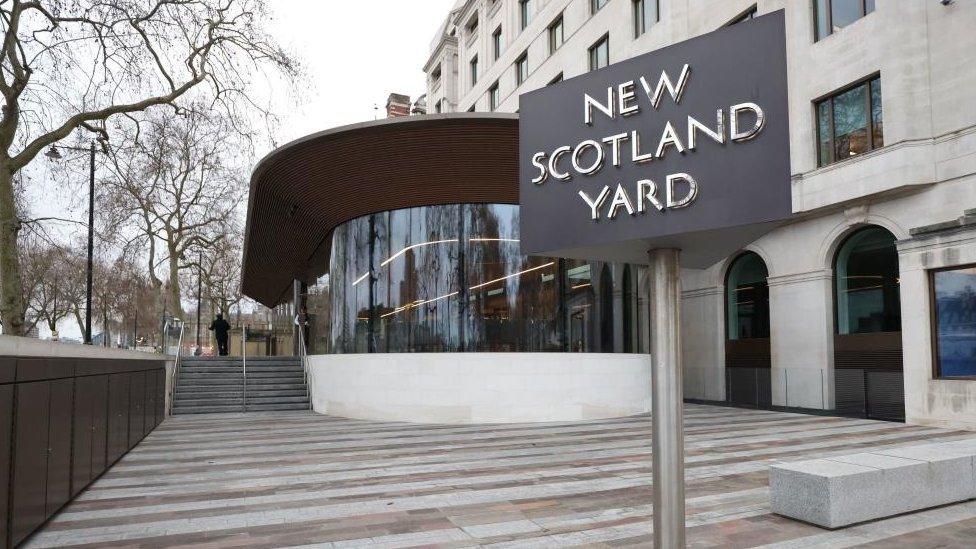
top-left (209, 314), bottom-right (231, 356)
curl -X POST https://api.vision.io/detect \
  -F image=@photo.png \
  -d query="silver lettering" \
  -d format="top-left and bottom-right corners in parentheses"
top-left (579, 186), bottom-right (612, 220)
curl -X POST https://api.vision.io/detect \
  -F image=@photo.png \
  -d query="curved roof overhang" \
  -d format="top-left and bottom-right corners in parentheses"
top-left (242, 113), bottom-right (520, 307)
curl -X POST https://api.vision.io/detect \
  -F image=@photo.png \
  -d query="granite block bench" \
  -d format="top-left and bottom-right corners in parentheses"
top-left (770, 438), bottom-right (976, 529)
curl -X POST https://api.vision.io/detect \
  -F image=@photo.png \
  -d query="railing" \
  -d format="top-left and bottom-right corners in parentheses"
top-left (298, 324), bottom-right (311, 410)
top-left (166, 319), bottom-right (185, 416)
top-left (242, 325), bottom-right (248, 412)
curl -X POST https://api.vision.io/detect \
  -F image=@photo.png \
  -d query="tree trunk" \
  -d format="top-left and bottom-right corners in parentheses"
top-left (167, 246), bottom-right (184, 319)
top-left (0, 163), bottom-right (25, 335)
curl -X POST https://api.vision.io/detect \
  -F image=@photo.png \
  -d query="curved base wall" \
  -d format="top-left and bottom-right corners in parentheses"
top-left (308, 353), bottom-right (652, 424)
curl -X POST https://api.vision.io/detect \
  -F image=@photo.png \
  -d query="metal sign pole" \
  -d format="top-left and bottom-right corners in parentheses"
top-left (648, 248), bottom-right (686, 548)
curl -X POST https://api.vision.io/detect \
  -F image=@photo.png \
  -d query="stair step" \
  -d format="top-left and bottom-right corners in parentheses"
top-left (244, 394), bottom-right (309, 404)
top-left (172, 404), bottom-right (244, 414)
top-left (245, 402), bottom-right (310, 412)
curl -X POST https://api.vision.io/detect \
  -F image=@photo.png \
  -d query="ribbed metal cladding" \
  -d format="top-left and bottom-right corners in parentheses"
top-left (242, 114), bottom-right (520, 307)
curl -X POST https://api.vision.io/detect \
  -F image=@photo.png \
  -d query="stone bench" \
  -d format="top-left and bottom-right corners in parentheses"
top-left (770, 438), bottom-right (976, 529)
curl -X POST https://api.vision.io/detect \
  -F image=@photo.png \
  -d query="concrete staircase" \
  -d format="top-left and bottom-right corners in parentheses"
top-left (172, 356), bottom-right (310, 414)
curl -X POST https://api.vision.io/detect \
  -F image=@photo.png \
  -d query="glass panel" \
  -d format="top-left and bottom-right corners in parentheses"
top-left (815, 0), bottom-right (830, 40)
top-left (726, 252), bottom-right (770, 340)
top-left (831, 0), bottom-right (864, 33)
top-left (470, 57), bottom-right (478, 85)
top-left (644, 0), bottom-right (659, 29)
top-left (835, 227), bottom-right (901, 335)
top-left (871, 77), bottom-right (883, 148)
top-left (590, 37), bottom-right (609, 71)
top-left (520, 0), bottom-right (531, 29)
top-left (549, 19), bottom-right (563, 53)
top-left (865, 0), bottom-right (875, 14)
top-left (464, 204), bottom-right (560, 352)
top-left (599, 264), bottom-right (614, 351)
top-left (592, 0), bottom-right (608, 12)
top-left (328, 216), bottom-right (371, 353)
top-left (566, 261), bottom-right (596, 352)
top-left (634, 0), bottom-right (646, 37)
top-left (493, 29), bottom-right (502, 60)
top-left (832, 83), bottom-right (868, 161)
top-left (622, 266), bottom-right (634, 353)
top-left (934, 267), bottom-right (976, 377)
top-left (817, 99), bottom-right (831, 166)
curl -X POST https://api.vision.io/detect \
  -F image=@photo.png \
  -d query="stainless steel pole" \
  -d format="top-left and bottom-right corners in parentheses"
top-left (647, 248), bottom-right (686, 548)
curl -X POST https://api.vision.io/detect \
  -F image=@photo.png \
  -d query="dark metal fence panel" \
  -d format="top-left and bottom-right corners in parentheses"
top-left (0, 354), bottom-right (165, 549)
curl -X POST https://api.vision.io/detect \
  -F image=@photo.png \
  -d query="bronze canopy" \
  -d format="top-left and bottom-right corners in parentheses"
top-left (242, 113), bottom-right (520, 307)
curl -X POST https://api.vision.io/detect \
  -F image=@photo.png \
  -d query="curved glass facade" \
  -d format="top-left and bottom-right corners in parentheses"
top-left (324, 204), bottom-right (643, 354)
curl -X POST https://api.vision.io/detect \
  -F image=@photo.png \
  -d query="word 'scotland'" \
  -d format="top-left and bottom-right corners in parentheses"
top-left (528, 65), bottom-right (767, 221)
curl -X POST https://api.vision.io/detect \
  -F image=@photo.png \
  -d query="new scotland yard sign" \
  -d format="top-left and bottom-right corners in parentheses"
top-left (518, 10), bottom-right (791, 267)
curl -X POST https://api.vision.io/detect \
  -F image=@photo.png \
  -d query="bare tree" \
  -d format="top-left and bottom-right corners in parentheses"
top-left (103, 107), bottom-right (246, 320)
top-left (29, 244), bottom-right (85, 336)
top-left (0, 0), bottom-right (297, 335)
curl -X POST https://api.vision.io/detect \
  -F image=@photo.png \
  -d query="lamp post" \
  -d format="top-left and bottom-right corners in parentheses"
top-left (46, 140), bottom-right (102, 345)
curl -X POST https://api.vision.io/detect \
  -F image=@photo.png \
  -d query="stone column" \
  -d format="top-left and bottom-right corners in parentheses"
top-left (648, 248), bottom-right (686, 548)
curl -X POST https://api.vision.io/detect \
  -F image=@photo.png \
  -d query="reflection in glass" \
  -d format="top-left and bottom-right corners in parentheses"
top-left (871, 78), bottom-right (883, 148)
top-left (465, 204), bottom-right (560, 351)
top-left (326, 204), bottom-right (640, 354)
top-left (566, 261), bottom-right (595, 352)
top-left (835, 226), bottom-right (901, 335)
top-left (832, 84), bottom-right (868, 161)
top-left (934, 267), bottom-right (976, 377)
top-left (831, 0), bottom-right (863, 33)
top-left (726, 252), bottom-right (770, 340)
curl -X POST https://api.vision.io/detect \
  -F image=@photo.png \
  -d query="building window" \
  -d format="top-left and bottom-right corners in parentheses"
top-left (591, 0), bottom-right (609, 14)
top-left (933, 265), bottom-right (976, 378)
top-left (588, 34), bottom-right (609, 71)
top-left (492, 26), bottom-right (503, 60)
top-left (834, 226), bottom-right (901, 335)
top-left (515, 52), bottom-right (528, 86)
top-left (466, 13), bottom-right (478, 36)
top-left (727, 4), bottom-right (757, 26)
top-left (434, 99), bottom-right (442, 113)
top-left (519, 0), bottom-right (532, 30)
top-left (431, 65), bottom-right (442, 86)
top-left (548, 15), bottom-right (564, 54)
top-left (726, 252), bottom-right (770, 340)
top-left (633, 0), bottom-right (659, 37)
top-left (467, 104), bottom-right (476, 112)
top-left (489, 82), bottom-right (500, 111)
top-left (548, 72), bottom-right (564, 86)
top-left (815, 0), bottom-right (875, 41)
top-left (816, 75), bottom-right (882, 167)
top-left (469, 55), bottom-right (478, 86)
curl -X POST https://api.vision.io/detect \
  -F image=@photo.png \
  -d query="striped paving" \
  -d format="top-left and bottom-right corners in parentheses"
top-left (24, 404), bottom-right (976, 548)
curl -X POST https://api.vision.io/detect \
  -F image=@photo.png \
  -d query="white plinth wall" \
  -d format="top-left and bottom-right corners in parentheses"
top-left (307, 353), bottom-right (652, 424)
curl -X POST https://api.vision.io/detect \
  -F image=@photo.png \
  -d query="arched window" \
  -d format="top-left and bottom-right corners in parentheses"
top-left (834, 226), bottom-right (901, 334)
top-left (726, 252), bottom-right (770, 340)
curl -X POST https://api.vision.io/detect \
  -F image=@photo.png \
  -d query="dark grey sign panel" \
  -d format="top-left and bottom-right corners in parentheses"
top-left (519, 11), bottom-right (790, 267)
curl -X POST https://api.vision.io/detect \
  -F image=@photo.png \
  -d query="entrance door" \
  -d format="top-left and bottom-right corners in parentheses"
top-left (833, 226), bottom-right (904, 421)
top-left (725, 252), bottom-right (772, 407)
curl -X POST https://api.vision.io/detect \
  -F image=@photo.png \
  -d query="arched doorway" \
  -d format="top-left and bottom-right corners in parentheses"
top-left (833, 226), bottom-right (903, 421)
top-left (725, 252), bottom-right (772, 407)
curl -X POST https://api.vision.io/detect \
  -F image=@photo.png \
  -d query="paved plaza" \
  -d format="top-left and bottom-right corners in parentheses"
top-left (25, 404), bottom-right (976, 548)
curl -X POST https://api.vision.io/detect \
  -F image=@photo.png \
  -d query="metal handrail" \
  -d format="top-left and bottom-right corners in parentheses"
top-left (167, 320), bottom-right (185, 417)
top-left (298, 324), bottom-right (311, 410)
top-left (242, 325), bottom-right (248, 412)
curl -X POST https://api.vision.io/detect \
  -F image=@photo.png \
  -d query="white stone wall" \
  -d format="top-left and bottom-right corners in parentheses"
top-left (422, 1), bottom-right (976, 425)
top-left (308, 352), bottom-right (652, 424)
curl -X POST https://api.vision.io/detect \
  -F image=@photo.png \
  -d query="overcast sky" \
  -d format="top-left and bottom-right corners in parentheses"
top-left (264, 0), bottom-right (458, 148)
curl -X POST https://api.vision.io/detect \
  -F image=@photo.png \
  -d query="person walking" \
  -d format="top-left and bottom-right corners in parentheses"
top-left (209, 313), bottom-right (231, 356)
